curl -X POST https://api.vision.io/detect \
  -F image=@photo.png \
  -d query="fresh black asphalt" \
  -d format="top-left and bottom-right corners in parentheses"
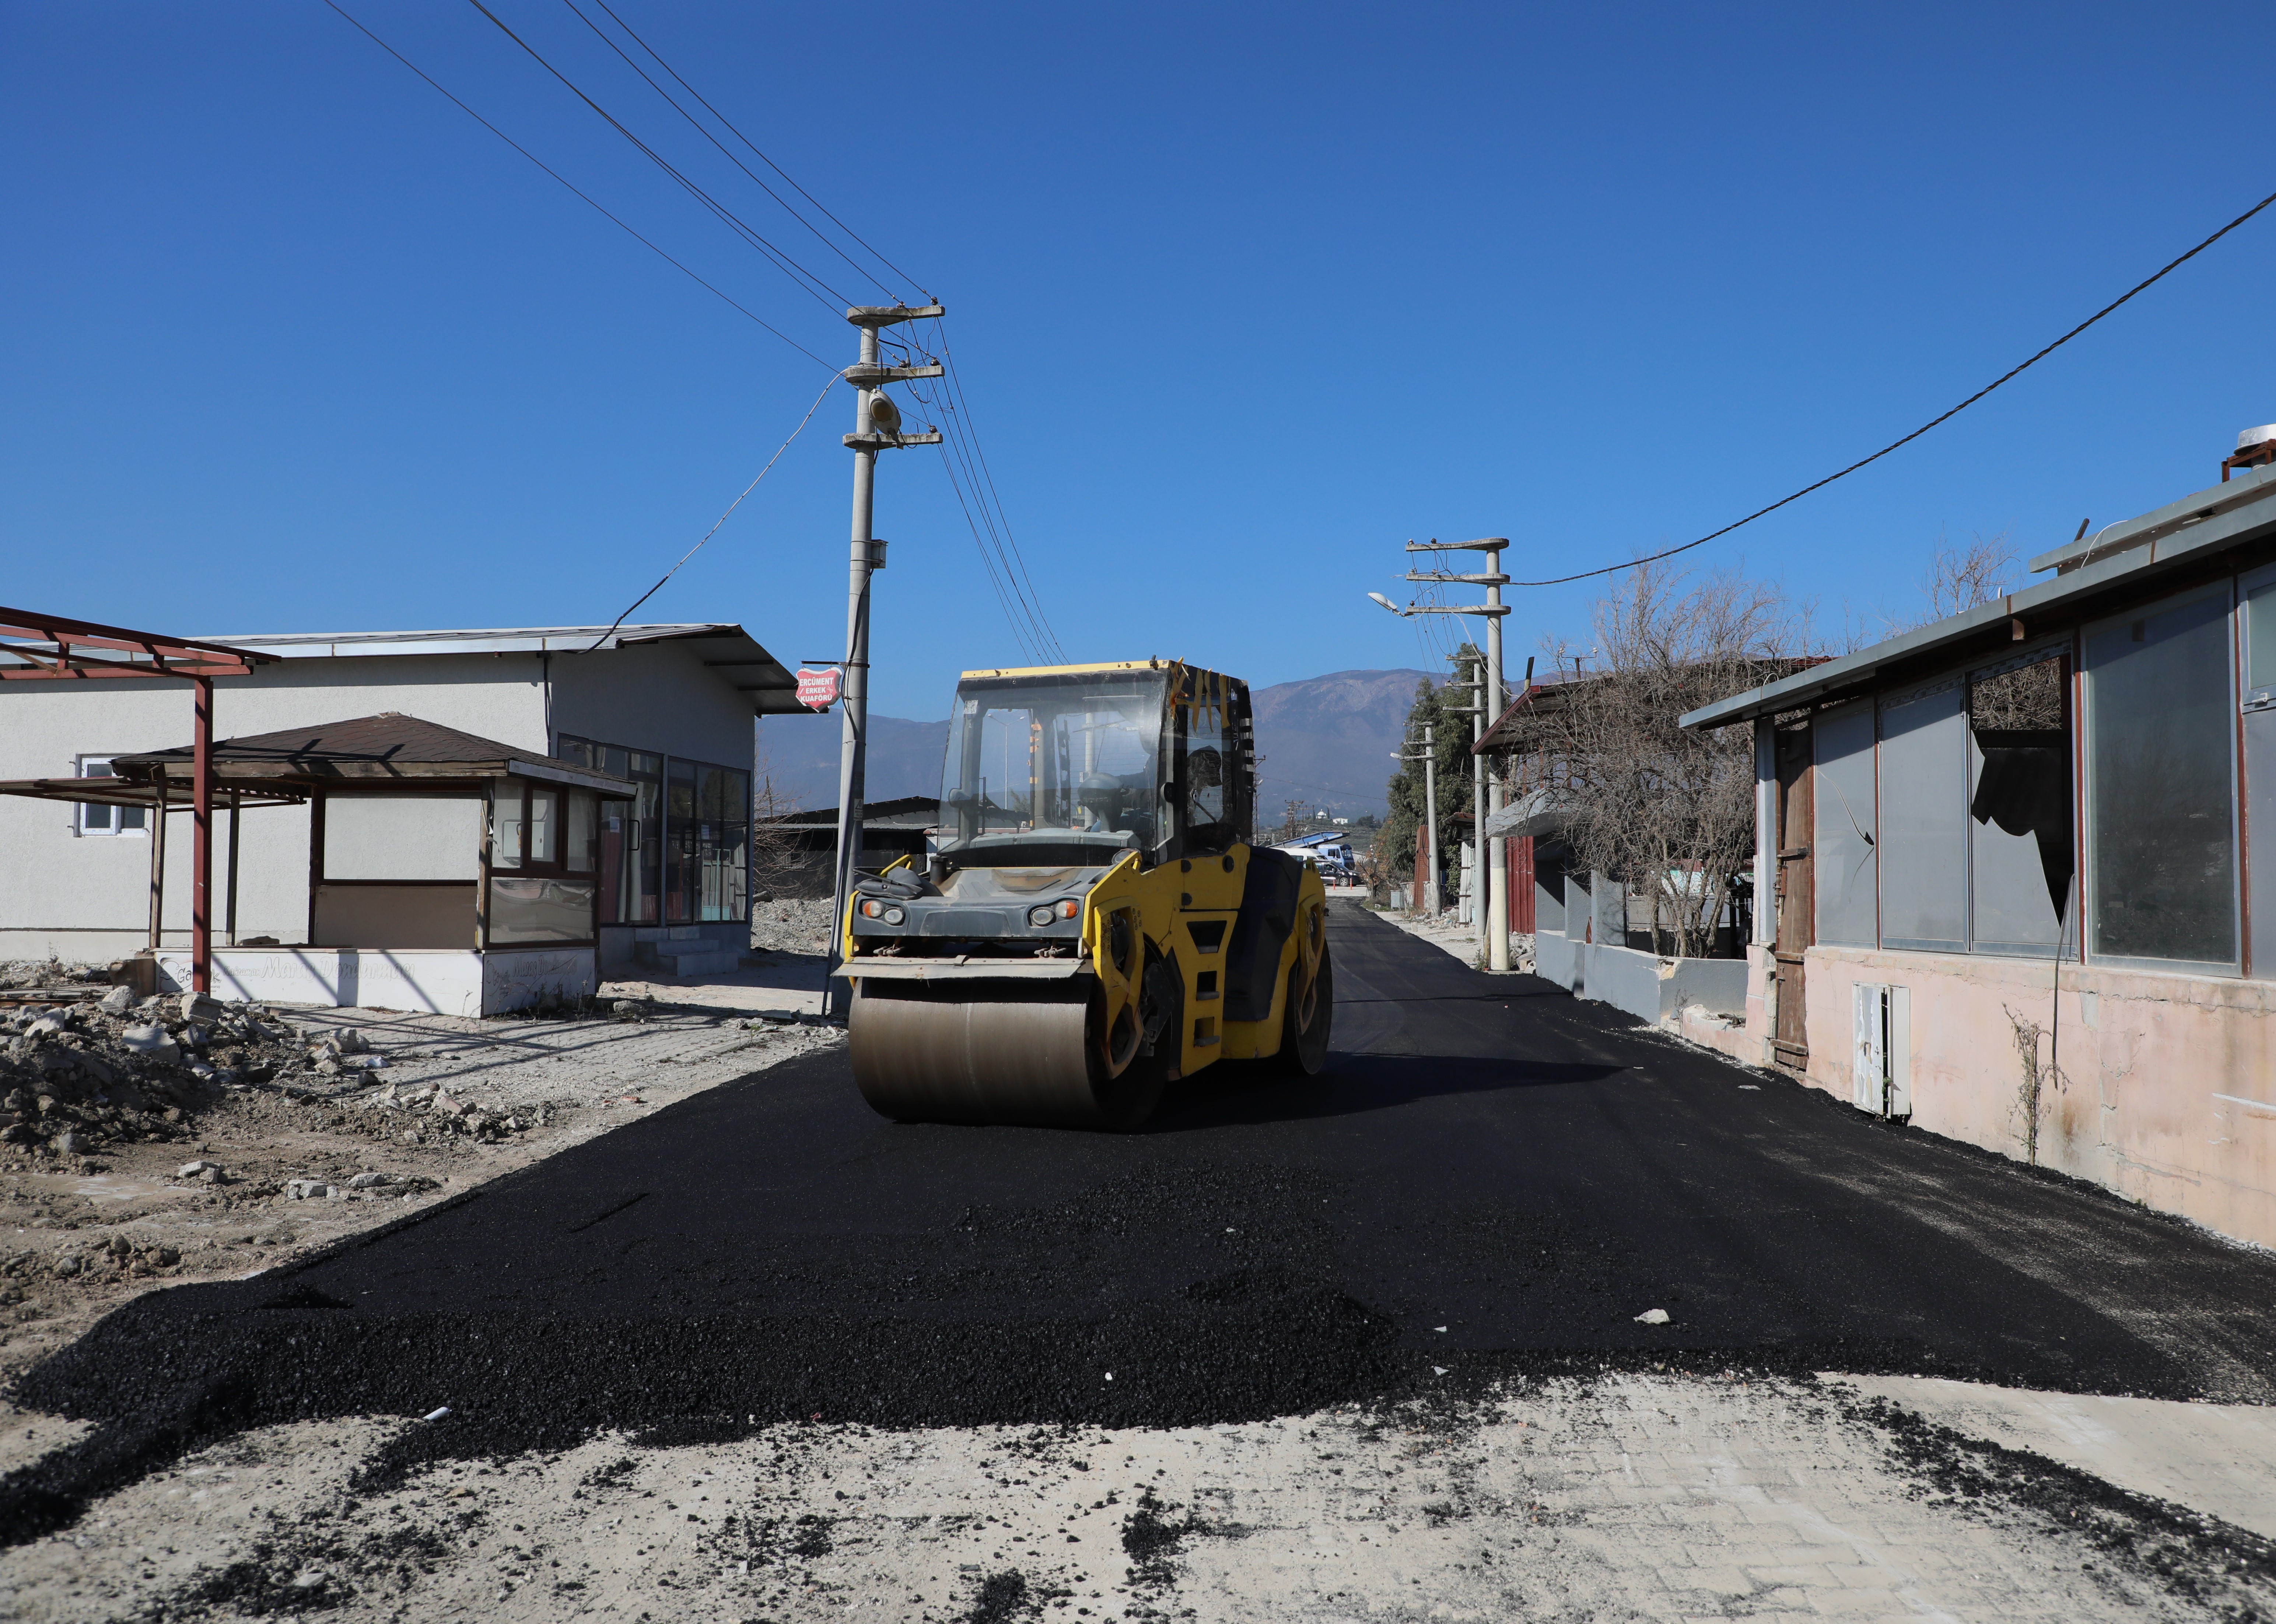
top-left (9, 901), bottom-right (2276, 1537)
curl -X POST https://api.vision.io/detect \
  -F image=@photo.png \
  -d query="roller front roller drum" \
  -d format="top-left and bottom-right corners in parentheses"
top-left (850, 978), bottom-right (1169, 1132)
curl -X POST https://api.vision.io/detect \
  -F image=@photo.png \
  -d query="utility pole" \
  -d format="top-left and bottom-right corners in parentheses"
top-left (1368, 537), bottom-right (1510, 967)
top-left (825, 304), bottom-right (943, 1018)
top-left (1392, 725), bottom-right (1439, 915)
top-left (1446, 650), bottom-right (1487, 954)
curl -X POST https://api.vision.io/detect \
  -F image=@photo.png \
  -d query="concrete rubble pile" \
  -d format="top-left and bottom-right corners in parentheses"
top-left (0, 988), bottom-right (319, 1155)
top-left (365, 1080), bottom-right (553, 1148)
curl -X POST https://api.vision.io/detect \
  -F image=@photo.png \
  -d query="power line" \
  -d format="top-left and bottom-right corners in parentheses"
top-left (463, 0), bottom-right (852, 313)
top-left (1512, 181), bottom-right (2276, 589)
top-left (586, 371), bottom-right (840, 651)
top-left (910, 364), bottom-right (1062, 660)
top-left (583, 0), bottom-right (929, 302)
top-left (322, 0), bottom-right (833, 368)
top-left (556, 0), bottom-right (902, 303)
top-left (930, 319), bottom-right (1064, 657)
top-left (895, 321), bottom-right (1065, 660)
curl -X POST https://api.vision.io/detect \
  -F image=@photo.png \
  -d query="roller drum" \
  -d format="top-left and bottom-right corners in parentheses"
top-left (850, 979), bottom-right (1164, 1131)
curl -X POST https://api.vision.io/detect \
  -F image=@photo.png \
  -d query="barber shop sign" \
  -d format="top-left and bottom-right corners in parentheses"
top-left (795, 667), bottom-right (842, 710)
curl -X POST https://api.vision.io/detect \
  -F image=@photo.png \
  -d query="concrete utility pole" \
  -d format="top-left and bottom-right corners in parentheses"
top-left (1369, 537), bottom-right (1511, 967)
top-left (1392, 725), bottom-right (1439, 915)
top-left (1446, 651), bottom-right (1488, 953)
top-left (825, 304), bottom-right (943, 1018)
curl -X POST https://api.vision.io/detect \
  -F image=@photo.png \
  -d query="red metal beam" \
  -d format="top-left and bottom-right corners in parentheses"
top-left (192, 678), bottom-right (213, 995)
top-left (0, 609), bottom-right (275, 680)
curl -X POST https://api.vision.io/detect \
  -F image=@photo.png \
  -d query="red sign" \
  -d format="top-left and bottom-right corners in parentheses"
top-left (796, 667), bottom-right (842, 710)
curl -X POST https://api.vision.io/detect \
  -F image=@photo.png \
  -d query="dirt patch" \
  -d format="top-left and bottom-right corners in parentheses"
top-left (0, 1000), bottom-right (842, 1443)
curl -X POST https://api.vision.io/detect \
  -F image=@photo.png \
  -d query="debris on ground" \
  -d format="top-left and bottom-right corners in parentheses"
top-left (747, 897), bottom-right (837, 957)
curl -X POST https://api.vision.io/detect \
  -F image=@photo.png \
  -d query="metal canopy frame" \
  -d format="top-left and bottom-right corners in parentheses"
top-left (0, 610), bottom-right (278, 993)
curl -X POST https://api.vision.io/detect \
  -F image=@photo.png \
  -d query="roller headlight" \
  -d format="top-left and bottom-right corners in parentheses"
top-left (883, 905), bottom-right (905, 926)
top-left (1028, 904), bottom-right (1056, 928)
top-left (859, 898), bottom-right (885, 919)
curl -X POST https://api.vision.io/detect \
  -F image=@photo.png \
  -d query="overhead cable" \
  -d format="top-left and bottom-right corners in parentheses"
top-left (586, 372), bottom-right (839, 652)
top-left (583, 0), bottom-right (929, 302)
top-left (322, 0), bottom-right (832, 368)
top-left (931, 320), bottom-right (1065, 659)
top-left (556, 0), bottom-right (902, 302)
top-left (463, 0), bottom-right (852, 313)
top-left (1512, 181), bottom-right (2276, 588)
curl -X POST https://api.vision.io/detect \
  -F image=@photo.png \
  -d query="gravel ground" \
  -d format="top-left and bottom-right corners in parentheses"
top-left (5, 1374), bottom-right (2269, 1622)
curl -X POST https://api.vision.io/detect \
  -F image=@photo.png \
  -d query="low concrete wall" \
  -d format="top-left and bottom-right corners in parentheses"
top-left (1802, 944), bottom-right (2276, 1252)
top-left (1531, 930), bottom-right (1750, 1027)
top-left (1534, 929), bottom-right (1582, 992)
top-left (154, 945), bottom-right (596, 1016)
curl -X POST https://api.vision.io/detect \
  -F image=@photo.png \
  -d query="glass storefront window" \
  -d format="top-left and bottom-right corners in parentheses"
top-left (559, 734), bottom-right (747, 926)
top-left (698, 765), bottom-right (750, 922)
top-left (560, 737), bottom-right (662, 924)
top-left (666, 758), bottom-right (698, 924)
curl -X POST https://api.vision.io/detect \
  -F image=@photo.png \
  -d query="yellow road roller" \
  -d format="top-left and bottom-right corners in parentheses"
top-left (834, 659), bottom-right (1332, 1130)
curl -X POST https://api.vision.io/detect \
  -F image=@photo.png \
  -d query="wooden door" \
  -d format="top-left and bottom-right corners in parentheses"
top-left (1772, 720), bottom-right (1814, 1067)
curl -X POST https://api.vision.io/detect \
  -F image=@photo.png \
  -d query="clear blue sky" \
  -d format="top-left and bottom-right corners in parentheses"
top-left (4, 3), bottom-right (2272, 720)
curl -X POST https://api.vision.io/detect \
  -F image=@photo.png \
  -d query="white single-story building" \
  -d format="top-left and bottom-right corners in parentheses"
top-left (0, 623), bottom-right (803, 1009)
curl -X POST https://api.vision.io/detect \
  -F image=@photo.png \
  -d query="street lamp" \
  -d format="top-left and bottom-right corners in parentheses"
top-left (1368, 592), bottom-right (1403, 614)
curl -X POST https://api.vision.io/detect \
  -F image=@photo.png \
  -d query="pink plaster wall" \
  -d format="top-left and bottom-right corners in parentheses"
top-left (1800, 945), bottom-right (2276, 1251)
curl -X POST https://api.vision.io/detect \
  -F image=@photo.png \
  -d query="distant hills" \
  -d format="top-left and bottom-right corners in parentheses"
top-left (755, 666), bottom-right (1436, 819)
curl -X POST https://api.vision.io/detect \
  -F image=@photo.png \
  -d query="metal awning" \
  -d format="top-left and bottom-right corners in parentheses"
top-left (106, 713), bottom-right (635, 797)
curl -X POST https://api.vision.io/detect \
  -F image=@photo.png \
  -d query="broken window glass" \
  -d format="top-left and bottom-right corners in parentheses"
top-left (1967, 653), bottom-right (2070, 956)
top-left (2085, 584), bottom-right (2237, 968)
top-left (1811, 701), bottom-right (1877, 947)
top-left (1877, 678), bottom-right (1967, 951)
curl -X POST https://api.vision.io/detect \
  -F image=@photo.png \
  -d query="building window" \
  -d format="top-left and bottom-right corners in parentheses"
top-left (662, 759), bottom-right (753, 924)
top-left (486, 780), bottom-right (600, 945)
top-left (697, 763), bottom-right (750, 923)
top-left (75, 757), bottom-right (147, 836)
top-left (557, 735), bottom-right (665, 925)
top-left (1967, 649), bottom-right (2070, 957)
top-left (2085, 584), bottom-right (2238, 970)
top-left (1811, 700), bottom-right (1877, 947)
top-left (1876, 677), bottom-right (1967, 953)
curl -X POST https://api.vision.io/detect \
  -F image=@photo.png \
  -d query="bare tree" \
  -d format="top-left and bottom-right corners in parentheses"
top-left (1519, 560), bottom-right (1802, 958)
top-left (749, 735), bottom-right (829, 899)
top-left (1919, 529), bottom-right (2018, 623)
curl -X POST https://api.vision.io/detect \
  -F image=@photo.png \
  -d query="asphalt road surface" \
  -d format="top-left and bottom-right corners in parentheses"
top-left (10, 901), bottom-right (2276, 1537)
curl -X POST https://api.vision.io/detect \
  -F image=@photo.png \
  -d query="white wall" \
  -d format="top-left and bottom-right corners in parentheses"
top-left (323, 795), bottom-right (481, 880)
top-left (546, 641), bottom-right (757, 770)
top-left (0, 642), bottom-right (758, 961)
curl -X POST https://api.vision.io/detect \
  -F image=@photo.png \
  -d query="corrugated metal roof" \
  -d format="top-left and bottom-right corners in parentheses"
top-left (167, 622), bottom-right (806, 715)
top-left (1679, 469), bottom-right (2276, 732)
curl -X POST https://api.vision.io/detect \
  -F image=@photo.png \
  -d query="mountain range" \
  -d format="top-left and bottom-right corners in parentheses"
top-left (754, 667), bottom-right (1436, 818)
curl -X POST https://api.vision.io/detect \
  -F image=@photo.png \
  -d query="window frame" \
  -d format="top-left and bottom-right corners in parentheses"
top-left (2080, 579), bottom-right (2242, 977)
top-left (1874, 671), bottom-right (1970, 954)
top-left (74, 755), bottom-right (147, 838)
top-left (1963, 638), bottom-right (2074, 960)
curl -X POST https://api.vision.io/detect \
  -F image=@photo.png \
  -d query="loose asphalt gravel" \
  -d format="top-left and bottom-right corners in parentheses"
top-left (7, 900), bottom-right (2276, 1544)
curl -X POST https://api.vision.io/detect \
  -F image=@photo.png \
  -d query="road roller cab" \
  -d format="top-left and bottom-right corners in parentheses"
top-left (835, 659), bottom-right (1332, 1130)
